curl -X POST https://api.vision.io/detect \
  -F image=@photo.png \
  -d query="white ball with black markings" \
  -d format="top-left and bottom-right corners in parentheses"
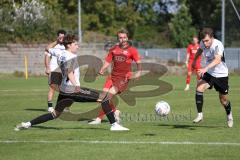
top-left (155, 101), bottom-right (170, 116)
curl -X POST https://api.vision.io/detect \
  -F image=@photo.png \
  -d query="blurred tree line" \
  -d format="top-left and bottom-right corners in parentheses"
top-left (0, 0), bottom-right (239, 47)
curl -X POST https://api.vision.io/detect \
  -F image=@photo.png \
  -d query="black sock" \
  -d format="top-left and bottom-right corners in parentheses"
top-left (101, 100), bottom-right (116, 124)
top-left (195, 91), bottom-right (203, 113)
top-left (30, 113), bottom-right (55, 126)
top-left (48, 101), bottom-right (53, 108)
top-left (224, 101), bottom-right (231, 115)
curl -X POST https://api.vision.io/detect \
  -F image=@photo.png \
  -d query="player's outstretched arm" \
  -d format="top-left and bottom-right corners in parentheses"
top-left (133, 61), bottom-right (142, 80)
top-left (198, 54), bottom-right (221, 76)
top-left (99, 61), bottom-right (110, 75)
top-left (45, 41), bottom-right (57, 50)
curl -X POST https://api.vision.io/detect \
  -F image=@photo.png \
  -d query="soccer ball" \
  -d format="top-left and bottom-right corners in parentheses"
top-left (155, 101), bottom-right (170, 116)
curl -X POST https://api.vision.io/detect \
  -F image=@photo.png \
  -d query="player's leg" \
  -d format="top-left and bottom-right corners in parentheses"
top-left (89, 77), bottom-right (119, 124)
top-left (100, 87), bottom-right (128, 131)
top-left (193, 77), bottom-right (210, 123)
top-left (72, 87), bottom-right (127, 130)
top-left (47, 72), bottom-right (62, 112)
top-left (184, 62), bottom-right (192, 91)
top-left (47, 85), bottom-right (55, 112)
top-left (89, 88), bottom-right (110, 124)
top-left (214, 76), bottom-right (233, 127)
top-left (195, 63), bottom-right (201, 81)
top-left (89, 88), bottom-right (119, 125)
top-left (219, 93), bottom-right (233, 127)
top-left (103, 86), bottom-right (121, 122)
top-left (15, 94), bottom-right (73, 131)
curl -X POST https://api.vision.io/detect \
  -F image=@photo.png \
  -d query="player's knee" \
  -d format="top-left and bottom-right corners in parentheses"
top-left (98, 92), bottom-right (108, 102)
top-left (52, 110), bottom-right (61, 118)
top-left (196, 85), bottom-right (203, 92)
top-left (219, 96), bottom-right (228, 106)
top-left (101, 93), bottom-right (113, 103)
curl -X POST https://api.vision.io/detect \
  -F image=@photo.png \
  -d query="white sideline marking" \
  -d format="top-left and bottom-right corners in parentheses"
top-left (0, 140), bottom-right (240, 146)
top-left (0, 89), bottom-right (47, 92)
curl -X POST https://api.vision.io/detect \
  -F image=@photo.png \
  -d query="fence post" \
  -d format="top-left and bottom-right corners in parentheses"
top-left (24, 55), bottom-right (28, 80)
top-left (177, 49), bottom-right (180, 63)
top-left (238, 49), bottom-right (240, 69)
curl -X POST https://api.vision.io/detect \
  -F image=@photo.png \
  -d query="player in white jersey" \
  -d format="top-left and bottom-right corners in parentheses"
top-left (44, 30), bottom-right (66, 112)
top-left (15, 34), bottom-right (129, 131)
top-left (192, 28), bottom-right (233, 127)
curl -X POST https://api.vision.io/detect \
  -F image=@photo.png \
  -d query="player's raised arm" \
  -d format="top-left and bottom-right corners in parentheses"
top-left (44, 51), bottom-right (50, 75)
top-left (45, 41), bottom-right (58, 51)
top-left (44, 41), bottom-right (58, 75)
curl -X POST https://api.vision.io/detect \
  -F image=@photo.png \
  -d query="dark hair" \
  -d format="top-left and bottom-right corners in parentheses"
top-left (57, 29), bottom-right (66, 36)
top-left (117, 28), bottom-right (129, 37)
top-left (199, 27), bottom-right (214, 39)
top-left (63, 34), bottom-right (78, 48)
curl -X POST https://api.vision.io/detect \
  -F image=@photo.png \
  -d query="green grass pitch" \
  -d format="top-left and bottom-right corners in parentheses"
top-left (0, 74), bottom-right (239, 160)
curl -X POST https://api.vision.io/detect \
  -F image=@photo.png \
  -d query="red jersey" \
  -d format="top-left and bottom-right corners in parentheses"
top-left (187, 43), bottom-right (201, 64)
top-left (105, 45), bottom-right (140, 78)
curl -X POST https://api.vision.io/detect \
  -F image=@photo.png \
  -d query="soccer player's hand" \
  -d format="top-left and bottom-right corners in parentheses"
top-left (133, 71), bottom-right (141, 80)
top-left (45, 67), bottom-right (50, 75)
top-left (197, 68), bottom-right (207, 77)
top-left (98, 69), bottom-right (105, 76)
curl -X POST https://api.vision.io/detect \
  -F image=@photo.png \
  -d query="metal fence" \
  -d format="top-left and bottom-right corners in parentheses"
top-left (0, 44), bottom-right (239, 75)
top-left (138, 48), bottom-right (240, 70)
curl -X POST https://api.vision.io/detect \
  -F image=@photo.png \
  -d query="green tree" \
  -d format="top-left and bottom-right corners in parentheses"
top-left (168, 0), bottom-right (196, 47)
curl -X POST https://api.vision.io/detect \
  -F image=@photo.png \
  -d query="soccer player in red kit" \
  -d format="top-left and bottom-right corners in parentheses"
top-left (89, 28), bottom-right (142, 125)
top-left (184, 36), bottom-right (201, 91)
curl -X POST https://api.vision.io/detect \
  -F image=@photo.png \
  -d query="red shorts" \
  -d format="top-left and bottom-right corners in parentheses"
top-left (103, 75), bottom-right (129, 93)
top-left (187, 60), bottom-right (201, 72)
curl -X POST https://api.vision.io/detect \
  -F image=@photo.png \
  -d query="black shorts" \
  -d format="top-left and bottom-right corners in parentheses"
top-left (202, 72), bottom-right (229, 95)
top-left (55, 87), bottom-right (100, 112)
top-left (48, 72), bottom-right (62, 85)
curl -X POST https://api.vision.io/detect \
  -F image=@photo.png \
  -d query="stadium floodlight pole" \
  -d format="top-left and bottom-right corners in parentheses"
top-left (221, 0), bottom-right (225, 46)
top-left (78, 0), bottom-right (82, 43)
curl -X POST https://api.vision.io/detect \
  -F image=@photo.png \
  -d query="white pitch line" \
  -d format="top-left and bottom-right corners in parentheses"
top-left (0, 89), bottom-right (48, 92)
top-left (0, 140), bottom-right (240, 146)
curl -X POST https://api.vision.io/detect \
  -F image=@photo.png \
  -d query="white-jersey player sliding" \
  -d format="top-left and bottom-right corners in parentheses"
top-left (44, 30), bottom-right (66, 112)
top-left (192, 27), bottom-right (233, 127)
top-left (15, 34), bottom-right (129, 131)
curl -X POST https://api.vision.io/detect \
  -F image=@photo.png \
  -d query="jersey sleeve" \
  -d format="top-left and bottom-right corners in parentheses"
top-left (214, 41), bottom-right (224, 57)
top-left (131, 48), bottom-right (141, 62)
top-left (48, 48), bottom-right (58, 57)
top-left (105, 50), bottom-right (113, 63)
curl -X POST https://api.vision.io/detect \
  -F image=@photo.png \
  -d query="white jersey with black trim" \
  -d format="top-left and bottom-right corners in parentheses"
top-left (58, 50), bottom-right (80, 93)
top-left (200, 39), bottom-right (228, 77)
top-left (48, 44), bottom-right (65, 72)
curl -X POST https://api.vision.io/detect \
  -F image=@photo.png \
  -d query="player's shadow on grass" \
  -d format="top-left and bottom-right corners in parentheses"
top-left (32, 125), bottom-right (107, 130)
top-left (25, 108), bottom-right (47, 112)
top-left (156, 124), bottom-right (223, 130)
